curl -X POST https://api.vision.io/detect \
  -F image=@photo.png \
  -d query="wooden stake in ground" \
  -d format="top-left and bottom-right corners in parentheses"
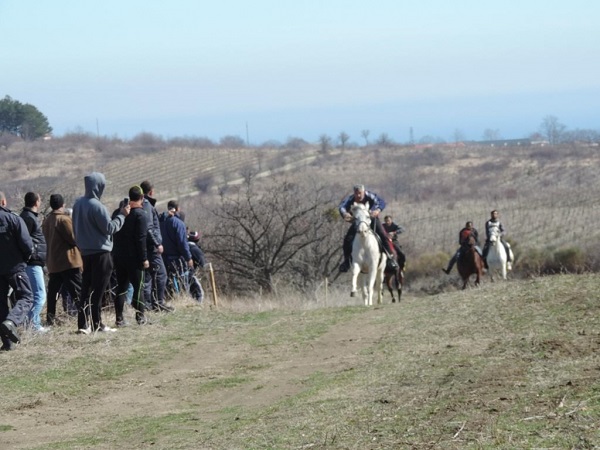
top-left (208, 262), bottom-right (218, 307)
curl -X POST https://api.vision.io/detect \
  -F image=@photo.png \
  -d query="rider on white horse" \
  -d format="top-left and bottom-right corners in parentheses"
top-left (338, 184), bottom-right (398, 273)
top-left (482, 210), bottom-right (512, 269)
top-left (442, 221), bottom-right (483, 274)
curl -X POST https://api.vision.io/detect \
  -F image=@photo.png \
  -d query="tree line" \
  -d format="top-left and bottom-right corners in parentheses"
top-left (1, 95), bottom-right (598, 148)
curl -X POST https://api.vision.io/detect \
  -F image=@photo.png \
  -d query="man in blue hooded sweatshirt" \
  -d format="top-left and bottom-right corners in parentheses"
top-left (72, 172), bottom-right (129, 333)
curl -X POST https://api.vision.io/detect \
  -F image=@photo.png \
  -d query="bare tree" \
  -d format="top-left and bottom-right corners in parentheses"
top-left (361, 129), bottom-right (370, 146)
top-left (203, 177), bottom-right (339, 294)
top-left (219, 135), bottom-right (246, 148)
top-left (453, 129), bottom-right (466, 143)
top-left (375, 133), bottom-right (394, 147)
top-left (338, 131), bottom-right (350, 150)
top-left (482, 128), bottom-right (501, 141)
top-left (318, 134), bottom-right (332, 153)
top-left (540, 115), bottom-right (567, 145)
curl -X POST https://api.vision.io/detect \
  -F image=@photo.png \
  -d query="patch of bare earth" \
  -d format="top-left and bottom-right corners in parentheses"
top-left (0, 306), bottom-right (391, 449)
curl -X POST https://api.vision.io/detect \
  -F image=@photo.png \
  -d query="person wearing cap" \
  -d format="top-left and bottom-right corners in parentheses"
top-left (42, 194), bottom-right (83, 326)
top-left (187, 230), bottom-right (207, 269)
top-left (338, 184), bottom-right (398, 273)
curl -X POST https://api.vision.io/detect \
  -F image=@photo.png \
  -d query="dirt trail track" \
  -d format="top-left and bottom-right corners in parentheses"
top-left (0, 306), bottom-right (391, 449)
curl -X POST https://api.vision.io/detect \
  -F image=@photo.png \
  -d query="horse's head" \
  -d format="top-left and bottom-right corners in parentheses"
top-left (350, 203), bottom-right (371, 234)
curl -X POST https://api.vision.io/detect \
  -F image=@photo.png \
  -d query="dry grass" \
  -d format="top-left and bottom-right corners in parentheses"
top-left (0, 275), bottom-right (599, 449)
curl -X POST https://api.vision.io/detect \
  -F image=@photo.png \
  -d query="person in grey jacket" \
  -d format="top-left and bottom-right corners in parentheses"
top-left (72, 172), bottom-right (129, 333)
top-left (0, 191), bottom-right (34, 350)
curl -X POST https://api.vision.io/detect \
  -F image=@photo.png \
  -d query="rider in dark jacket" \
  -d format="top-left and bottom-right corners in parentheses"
top-left (442, 221), bottom-right (482, 274)
top-left (338, 184), bottom-right (398, 273)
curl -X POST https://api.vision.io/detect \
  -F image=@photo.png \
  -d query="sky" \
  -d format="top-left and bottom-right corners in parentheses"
top-left (2, 0), bottom-right (599, 144)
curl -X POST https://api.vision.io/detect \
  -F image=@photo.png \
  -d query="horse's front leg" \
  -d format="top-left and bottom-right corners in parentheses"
top-left (365, 270), bottom-right (377, 306)
top-left (375, 266), bottom-right (385, 305)
top-left (350, 264), bottom-right (360, 297)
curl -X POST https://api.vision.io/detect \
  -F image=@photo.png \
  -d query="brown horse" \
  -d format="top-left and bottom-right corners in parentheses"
top-left (456, 235), bottom-right (484, 289)
top-left (384, 252), bottom-right (405, 303)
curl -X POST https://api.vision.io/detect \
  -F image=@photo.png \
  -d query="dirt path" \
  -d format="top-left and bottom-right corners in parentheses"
top-left (0, 306), bottom-right (392, 449)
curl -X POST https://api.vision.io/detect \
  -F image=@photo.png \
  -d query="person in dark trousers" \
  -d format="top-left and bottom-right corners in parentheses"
top-left (482, 210), bottom-right (512, 269)
top-left (0, 191), bottom-right (34, 351)
top-left (338, 184), bottom-right (398, 273)
top-left (442, 221), bottom-right (482, 274)
top-left (72, 172), bottom-right (129, 334)
top-left (382, 215), bottom-right (406, 270)
top-left (187, 230), bottom-right (207, 269)
top-left (186, 230), bottom-right (207, 302)
top-left (112, 186), bottom-right (150, 326)
top-left (42, 194), bottom-right (83, 326)
top-left (19, 192), bottom-right (48, 332)
top-left (139, 180), bottom-right (172, 312)
top-left (159, 200), bottom-right (193, 298)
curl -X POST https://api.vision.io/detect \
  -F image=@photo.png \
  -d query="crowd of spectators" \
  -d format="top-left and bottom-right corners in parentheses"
top-left (0, 172), bottom-right (207, 350)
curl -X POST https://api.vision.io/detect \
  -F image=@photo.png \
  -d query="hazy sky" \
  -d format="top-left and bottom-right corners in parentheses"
top-left (2, 0), bottom-right (599, 143)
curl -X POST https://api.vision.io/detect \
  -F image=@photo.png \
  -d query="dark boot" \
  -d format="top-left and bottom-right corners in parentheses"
top-left (339, 259), bottom-right (351, 272)
top-left (443, 251), bottom-right (459, 274)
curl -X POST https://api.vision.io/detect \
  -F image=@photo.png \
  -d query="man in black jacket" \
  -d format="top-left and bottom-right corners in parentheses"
top-left (140, 181), bottom-right (172, 312)
top-left (20, 192), bottom-right (48, 332)
top-left (0, 191), bottom-right (34, 350)
top-left (112, 186), bottom-right (150, 326)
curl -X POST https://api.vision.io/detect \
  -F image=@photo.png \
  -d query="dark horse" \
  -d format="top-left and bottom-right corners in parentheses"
top-left (384, 252), bottom-right (405, 303)
top-left (456, 235), bottom-right (484, 290)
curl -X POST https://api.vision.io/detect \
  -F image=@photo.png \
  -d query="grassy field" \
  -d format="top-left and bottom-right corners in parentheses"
top-left (0, 274), bottom-right (599, 449)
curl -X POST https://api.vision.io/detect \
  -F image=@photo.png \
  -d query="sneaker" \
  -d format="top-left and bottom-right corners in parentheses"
top-left (97, 324), bottom-right (117, 333)
top-left (339, 260), bottom-right (350, 273)
top-left (115, 320), bottom-right (130, 328)
top-left (0, 320), bottom-right (20, 344)
top-left (77, 327), bottom-right (92, 335)
top-left (35, 326), bottom-right (50, 334)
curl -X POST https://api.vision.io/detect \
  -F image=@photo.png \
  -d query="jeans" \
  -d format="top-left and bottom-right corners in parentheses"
top-left (25, 265), bottom-right (46, 330)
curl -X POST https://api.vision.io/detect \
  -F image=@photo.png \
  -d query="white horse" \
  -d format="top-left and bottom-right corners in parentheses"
top-left (349, 203), bottom-right (386, 306)
top-left (486, 227), bottom-right (513, 281)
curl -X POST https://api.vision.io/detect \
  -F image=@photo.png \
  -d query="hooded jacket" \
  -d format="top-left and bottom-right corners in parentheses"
top-left (72, 172), bottom-right (125, 256)
top-left (0, 206), bottom-right (33, 275)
